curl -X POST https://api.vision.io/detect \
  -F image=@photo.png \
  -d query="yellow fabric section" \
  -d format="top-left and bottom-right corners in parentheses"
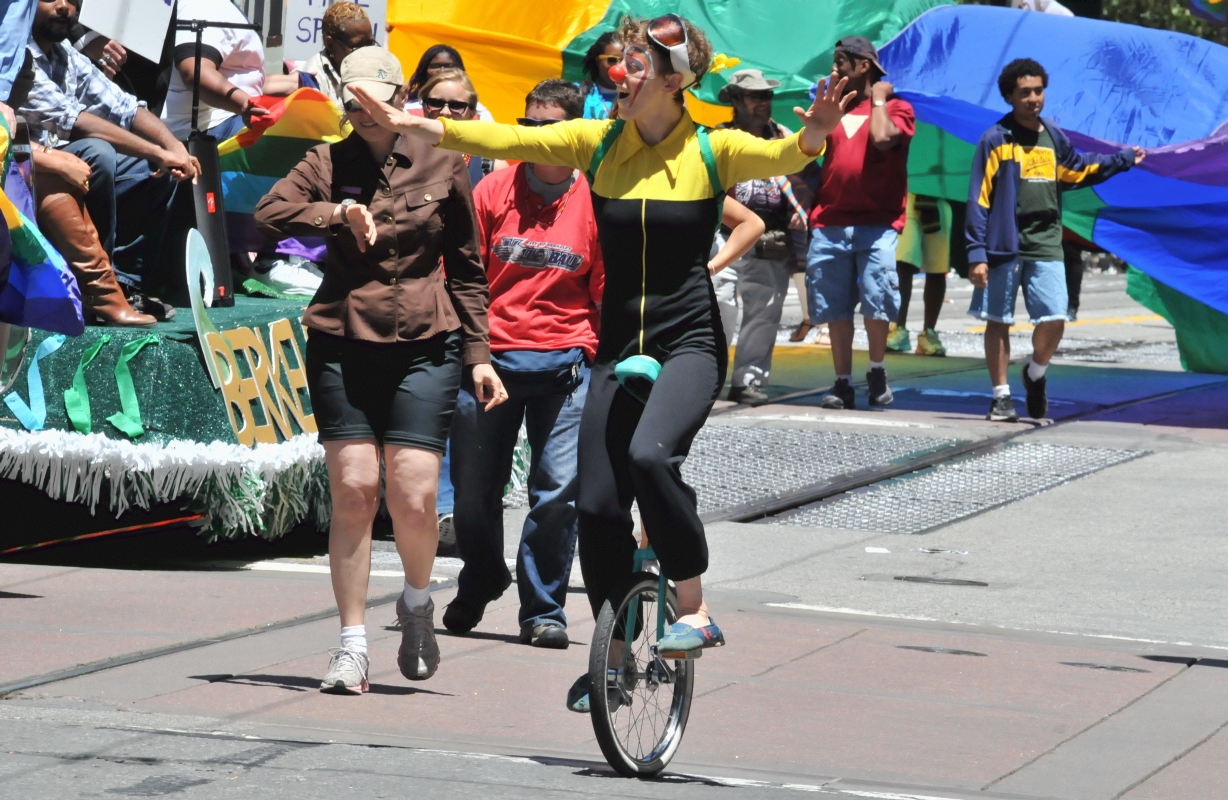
top-left (1057, 161), bottom-right (1100, 184)
top-left (439, 111), bottom-right (818, 201)
top-left (386, 0), bottom-right (609, 123)
top-left (686, 93), bottom-right (734, 128)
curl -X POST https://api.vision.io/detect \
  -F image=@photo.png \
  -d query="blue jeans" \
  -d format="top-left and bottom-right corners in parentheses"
top-left (450, 364), bottom-right (588, 632)
top-left (437, 441), bottom-right (454, 515)
top-left (806, 224), bottom-right (900, 323)
top-left (968, 258), bottom-right (1069, 325)
top-left (61, 138), bottom-right (175, 288)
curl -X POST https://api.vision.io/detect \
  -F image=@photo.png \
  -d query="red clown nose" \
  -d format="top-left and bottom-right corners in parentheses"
top-left (607, 62), bottom-right (627, 83)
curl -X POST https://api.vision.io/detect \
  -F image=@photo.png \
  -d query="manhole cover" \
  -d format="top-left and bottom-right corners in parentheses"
top-left (897, 645), bottom-right (987, 657)
top-left (1060, 662), bottom-right (1151, 673)
top-left (894, 576), bottom-right (988, 587)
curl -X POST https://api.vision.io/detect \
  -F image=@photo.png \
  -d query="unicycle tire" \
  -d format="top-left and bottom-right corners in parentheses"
top-left (589, 571), bottom-right (695, 777)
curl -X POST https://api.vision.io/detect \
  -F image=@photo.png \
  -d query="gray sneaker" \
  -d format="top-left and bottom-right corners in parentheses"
top-left (320, 644), bottom-right (370, 694)
top-left (395, 596), bottom-right (440, 681)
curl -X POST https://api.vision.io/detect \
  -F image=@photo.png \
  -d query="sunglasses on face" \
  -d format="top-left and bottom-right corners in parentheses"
top-left (516, 117), bottom-right (562, 127)
top-left (742, 91), bottom-right (774, 103)
top-left (343, 100), bottom-right (364, 113)
top-left (596, 54), bottom-right (621, 67)
top-left (423, 97), bottom-right (473, 113)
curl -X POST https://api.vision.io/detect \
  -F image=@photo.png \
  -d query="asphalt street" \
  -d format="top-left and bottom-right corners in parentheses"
top-left (2, 271), bottom-right (1225, 799)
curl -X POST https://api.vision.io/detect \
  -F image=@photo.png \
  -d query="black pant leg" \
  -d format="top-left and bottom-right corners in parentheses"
top-left (1063, 241), bottom-right (1084, 313)
top-left (577, 362), bottom-right (641, 619)
top-left (626, 350), bottom-right (720, 583)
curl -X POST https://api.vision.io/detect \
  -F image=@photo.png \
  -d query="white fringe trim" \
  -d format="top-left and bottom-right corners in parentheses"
top-left (0, 428), bottom-right (329, 540)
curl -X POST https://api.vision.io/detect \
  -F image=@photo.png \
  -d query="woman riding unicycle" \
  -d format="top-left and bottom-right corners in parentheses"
top-left (352, 12), bottom-right (852, 775)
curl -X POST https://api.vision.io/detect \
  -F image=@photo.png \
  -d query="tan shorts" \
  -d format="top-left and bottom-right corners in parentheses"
top-left (896, 193), bottom-right (952, 274)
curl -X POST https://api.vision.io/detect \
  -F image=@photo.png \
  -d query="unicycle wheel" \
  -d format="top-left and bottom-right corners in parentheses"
top-left (589, 571), bottom-right (695, 777)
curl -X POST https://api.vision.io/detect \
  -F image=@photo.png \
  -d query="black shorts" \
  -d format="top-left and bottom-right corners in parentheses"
top-left (305, 330), bottom-right (463, 452)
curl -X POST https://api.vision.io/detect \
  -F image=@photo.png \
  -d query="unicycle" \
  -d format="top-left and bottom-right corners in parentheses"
top-left (589, 544), bottom-right (697, 777)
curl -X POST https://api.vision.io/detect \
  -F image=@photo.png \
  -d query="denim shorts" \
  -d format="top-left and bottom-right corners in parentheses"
top-left (968, 258), bottom-right (1068, 325)
top-left (806, 224), bottom-right (900, 323)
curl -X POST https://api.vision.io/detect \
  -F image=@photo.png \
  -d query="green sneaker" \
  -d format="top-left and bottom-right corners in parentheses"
top-left (886, 323), bottom-right (911, 353)
top-left (915, 328), bottom-right (947, 357)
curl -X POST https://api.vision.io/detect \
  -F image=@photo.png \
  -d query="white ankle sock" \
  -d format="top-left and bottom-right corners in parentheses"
top-left (868, 360), bottom-right (885, 371)
top-left (402, 580), bottom-right (430, 612)
top-left (340, 625), bottom-right (367, 654)
top-left (1027, 360), bottom-right (1048, 381)
top-left (992, 384), bottom-right (1011, 399)
top-left (836, 374), bottom-right (851, 383)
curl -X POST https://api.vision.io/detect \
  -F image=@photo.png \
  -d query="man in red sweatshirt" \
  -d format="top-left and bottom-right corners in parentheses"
top-left (442, 80), bottom-right (603, 649)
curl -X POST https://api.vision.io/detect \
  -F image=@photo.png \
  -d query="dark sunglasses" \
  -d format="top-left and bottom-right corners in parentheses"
top-left (742, 90), bottom-right (774, 103)
top-left (516, 117), bottom-right (562, 127)
top-left (595, 54), bottom-right (621, 67)
top-left (343, 100), bottom-right (364, 113)
top-left (423, 97), bottom-right (473, 112)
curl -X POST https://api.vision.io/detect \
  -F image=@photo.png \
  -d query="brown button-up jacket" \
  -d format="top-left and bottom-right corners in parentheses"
top-left (254, 132), bottom-right (490, 364)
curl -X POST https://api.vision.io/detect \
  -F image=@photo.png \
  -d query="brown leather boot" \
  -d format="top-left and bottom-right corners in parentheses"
top-left (35, 177), bottom-right (156, 328)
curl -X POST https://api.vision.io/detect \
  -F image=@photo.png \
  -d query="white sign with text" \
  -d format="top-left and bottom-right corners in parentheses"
top-left (281, 0), bottom-right (387, 63)
top-left (78, 0), bottom-right (175, 62)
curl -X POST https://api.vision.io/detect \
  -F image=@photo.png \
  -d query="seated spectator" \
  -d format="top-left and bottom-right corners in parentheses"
top-left (578, 31), bottom-right (621, 119)
top-left (165, 0), bottom-right (301, 141)
top-left (21, 0), bottom-right (200, 316)
top-left (302, 2), bottom-right (374, 108)
top-left (404, 45), bottom-right (493, 120)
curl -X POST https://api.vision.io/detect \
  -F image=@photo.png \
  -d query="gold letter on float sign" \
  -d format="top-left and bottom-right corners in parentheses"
top-left (221, 327), bottom-right (284, 444)
top-left (268, 318), bottom-right (317, 435)
top-left (206, 330), bottom-right (259, 445)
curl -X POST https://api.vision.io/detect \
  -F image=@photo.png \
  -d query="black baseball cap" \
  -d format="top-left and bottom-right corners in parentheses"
top-left (835, 36), bottom-right (887, 77)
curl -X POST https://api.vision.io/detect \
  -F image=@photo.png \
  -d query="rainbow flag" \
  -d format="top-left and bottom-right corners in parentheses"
top-left (217, 88), bottom-right (347, 253)
top-left (0, 121), bottom-right (83, 336)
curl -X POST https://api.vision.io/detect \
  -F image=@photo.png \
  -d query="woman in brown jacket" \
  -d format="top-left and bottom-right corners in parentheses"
top-left (255, 47), bottom-right (507, 695)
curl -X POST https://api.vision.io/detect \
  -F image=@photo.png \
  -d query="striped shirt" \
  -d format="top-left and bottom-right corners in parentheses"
top-left (21, 41), bottom-right (139, 147)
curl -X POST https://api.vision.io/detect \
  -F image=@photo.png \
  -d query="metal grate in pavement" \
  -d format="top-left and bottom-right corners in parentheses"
top-left (770, 442), bottom-right (1145, 534)
top-left (505, 426), bottom-right (957, 514)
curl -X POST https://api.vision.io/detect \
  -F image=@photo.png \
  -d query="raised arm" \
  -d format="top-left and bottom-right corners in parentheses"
top-left (348, 84), bottom-right (604, 170)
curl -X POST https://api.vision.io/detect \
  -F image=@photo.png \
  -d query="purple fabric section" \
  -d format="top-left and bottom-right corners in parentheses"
top-left (275, 236), bottom-right (327, 263)
top-left (1066, 129), bottom-right (1228, 188)
top-left (225, 211), bottom-right (326, 263)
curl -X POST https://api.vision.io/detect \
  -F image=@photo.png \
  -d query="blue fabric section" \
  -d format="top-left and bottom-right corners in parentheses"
top-left (880, 6), bottom-right (1228, 146)
top-left (219, 172), bottom-right (278, 215)
top-left (491, 348), bottom-right (585, 374)
top-left (0, 0), bottom-right (34, 99)
top-left (882, 5), bottom-right (1228, 318)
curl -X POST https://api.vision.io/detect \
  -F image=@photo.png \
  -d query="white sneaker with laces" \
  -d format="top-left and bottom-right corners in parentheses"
top-left (320, 643), bottom-right (370, 694)
top-left (254, 257), bottom-right (323, 296)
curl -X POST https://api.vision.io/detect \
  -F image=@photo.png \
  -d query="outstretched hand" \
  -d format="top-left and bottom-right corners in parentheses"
top-left (795, 72), bottom-right (856, 155)
top-left (348, 85), bottom-right (444, 145)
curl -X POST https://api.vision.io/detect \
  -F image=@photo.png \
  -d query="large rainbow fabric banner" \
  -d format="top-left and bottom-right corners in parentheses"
top-left (1190, 0), bottom-right (1226, 27)
top-left (387, 0), bottom-right (951, 128)
top-left (0, 121), bottom-right (83, 337)
top-left (217, 87), bottom-right (347, 252)
top-left (880, 5), bottom-right (1228, 371)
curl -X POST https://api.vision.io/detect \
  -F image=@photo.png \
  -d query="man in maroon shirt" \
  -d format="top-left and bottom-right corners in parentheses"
top-left (804, 37), bottom-right (914, 410)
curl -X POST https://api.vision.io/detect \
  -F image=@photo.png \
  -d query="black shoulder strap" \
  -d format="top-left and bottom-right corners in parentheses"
top-left (586, 119), bottom-right (625, 185)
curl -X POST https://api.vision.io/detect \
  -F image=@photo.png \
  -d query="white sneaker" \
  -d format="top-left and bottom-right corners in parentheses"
top-left (254, 256), bottom-right (323, 296)
top-left (320, 644), bottom-right (369, 694)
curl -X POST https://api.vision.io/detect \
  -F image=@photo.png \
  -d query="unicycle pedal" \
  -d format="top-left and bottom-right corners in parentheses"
top-left (653, 645), bottom-right (702, 660)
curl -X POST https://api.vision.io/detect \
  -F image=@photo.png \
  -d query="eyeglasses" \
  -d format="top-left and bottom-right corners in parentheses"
top-left (343, 100), bottom-right (364, 113)
top-left (647, 13), bottom-right (695, 88)
top-left (423, 97), bottom-right (473, 113)
top-left (742, 90), bottom-right (774, 103)
top-left (595, 54), bottom-right (621, 67)
top-left (516, 117), bottom-right (562, 127)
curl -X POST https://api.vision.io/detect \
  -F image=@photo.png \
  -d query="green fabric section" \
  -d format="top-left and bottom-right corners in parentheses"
top-left (63, 335), bottom-right (110, 434)
top-left (237, 275), bottom-right (305, 301)
top-left (106, 335), bottom-right (160, 438)
top-left (561, 0), bottom-right (953, 127)
top-left (1127, 266), bottom-right (1228, 375)
top-left (218, 134), bottom-right (321, 177)
top-left (0, 299), bottom-right (312, 443)
top-left (1059, 186), bottom-right (1104, 243)
top-left (907, 122), bottom-right (973, 202)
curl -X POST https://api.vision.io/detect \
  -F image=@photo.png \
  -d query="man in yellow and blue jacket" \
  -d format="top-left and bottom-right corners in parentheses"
top-left (966, 57), bottom-right (1143, 423)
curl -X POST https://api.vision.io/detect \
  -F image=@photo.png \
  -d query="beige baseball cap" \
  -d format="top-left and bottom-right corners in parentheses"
top-left (340, 46), bottom-right (404, 104)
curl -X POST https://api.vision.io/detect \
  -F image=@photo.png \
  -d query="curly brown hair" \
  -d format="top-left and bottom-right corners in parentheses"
top-left (616, 14), bottom-right (713, 105)
top-left (322, 2), bottom-right (369, 42)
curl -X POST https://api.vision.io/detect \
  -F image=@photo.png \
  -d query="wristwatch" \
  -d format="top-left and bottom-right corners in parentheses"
top-left (873, 99), bottom-right (886, 107)
top-left (338, 198), bottom-right (357, 218)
